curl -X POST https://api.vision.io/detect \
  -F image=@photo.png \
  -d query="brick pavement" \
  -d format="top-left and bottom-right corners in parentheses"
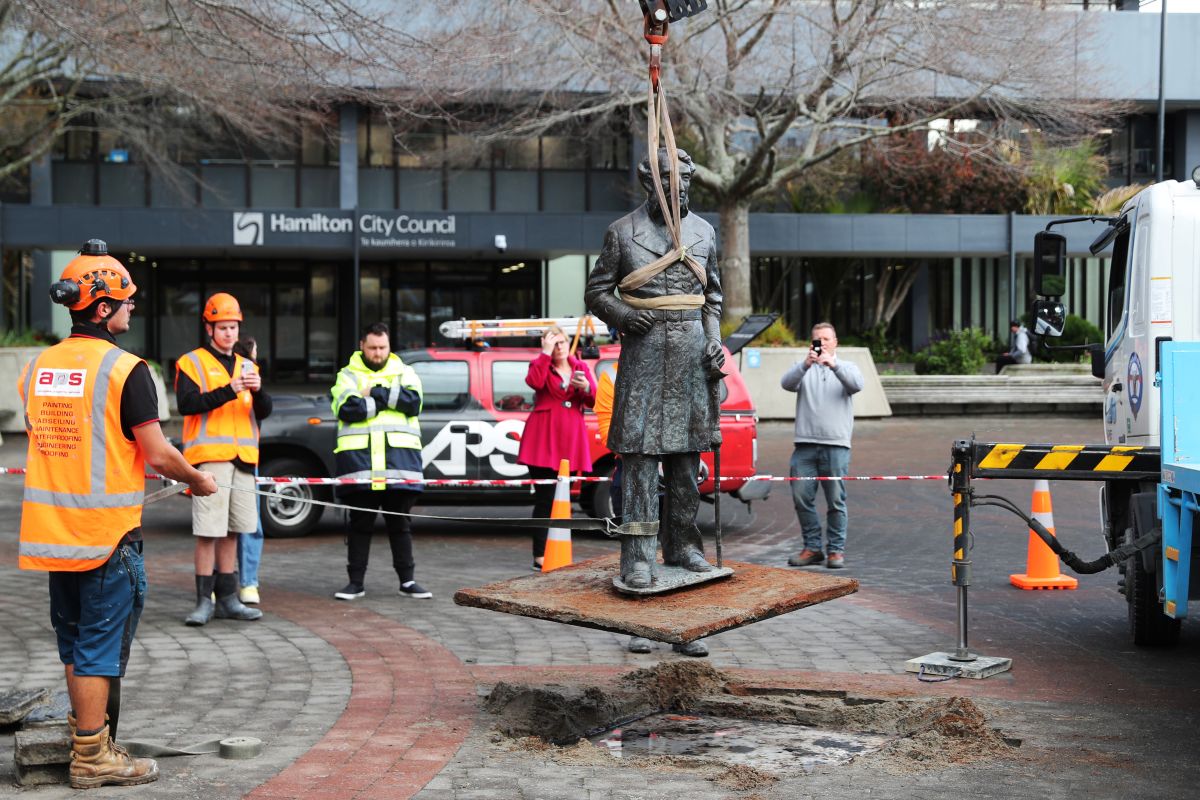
top-left (1, 417), bottom-right (1199, 798)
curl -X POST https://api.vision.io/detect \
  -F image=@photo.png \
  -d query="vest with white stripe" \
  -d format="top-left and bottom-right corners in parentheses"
top-left (18, 337), bottom-right (146, 572)
top-left (176, 347), bottom-right (259, 466)
top-left (331, 352), bottom-right (423, 492)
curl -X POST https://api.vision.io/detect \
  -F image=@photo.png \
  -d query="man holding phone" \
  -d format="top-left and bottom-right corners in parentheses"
top-left (779, 322), bottom-right (863, 569)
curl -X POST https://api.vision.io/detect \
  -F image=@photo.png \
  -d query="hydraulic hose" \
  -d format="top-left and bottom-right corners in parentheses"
top-left (973, 495), bottom-right (1160, 575)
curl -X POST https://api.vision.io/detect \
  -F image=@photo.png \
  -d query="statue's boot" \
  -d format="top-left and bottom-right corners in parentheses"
top-left (625, 561), bottom-right (652, 589)
top-left (669, 548), bottom-right (714, 573)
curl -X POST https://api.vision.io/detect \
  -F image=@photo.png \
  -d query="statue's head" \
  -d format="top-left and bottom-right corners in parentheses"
top-left (637, 147), bottom-right (695, 217)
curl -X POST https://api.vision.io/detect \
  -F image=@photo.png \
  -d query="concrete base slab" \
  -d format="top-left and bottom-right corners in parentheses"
top-left (14, 725), bottom-right (71, 766)
top-left (454, 554), bottom-right (857, 644)
top-left (612, 563), bottom-right (734, 595)
top-left (0, 687), bottom-right (49, 725)
top-left (905, 651), bottom-right (1013, 680)
top-left (16, 762), bottom-right (68, 787)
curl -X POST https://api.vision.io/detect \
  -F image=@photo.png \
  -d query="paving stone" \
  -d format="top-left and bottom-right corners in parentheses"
top-left (13, 725), bottom-right (70, 766)
top-left (0, 687), bottom-right (49, 724)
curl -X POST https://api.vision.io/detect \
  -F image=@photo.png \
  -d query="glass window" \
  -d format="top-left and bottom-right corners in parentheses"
top-left (492, 360), bottom-right (534, 411)
top-left (445, 135), bottom-right (486, 169)
top-left (393, 278), bottom-right (427, 350)
top-left (310, 265), bottom-right (337, 379)
top-left (301, 123), bottom-right (336, 166)
top-left (541, 136), bottom-right (587, 169)
top-left (397, 132), bottom-right (442, 168)
top-left (54, 129), bottom-right (95, 162)
top-left (97, 132), bottom-right (135, 164)
top-left (494, 138), bottom-right (539, 169)
top-left (590, 137), bottom-right (630, 170)
top-left (368, 119), bottom-right (394, 168)
top-left (1106, 224), bottom-right (1130, 339)
top-left (411, 359), bottom-right (469, 411)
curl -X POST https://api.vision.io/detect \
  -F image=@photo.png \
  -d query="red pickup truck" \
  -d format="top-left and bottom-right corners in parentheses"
top-left (257, 344), bottom-right (765, 537)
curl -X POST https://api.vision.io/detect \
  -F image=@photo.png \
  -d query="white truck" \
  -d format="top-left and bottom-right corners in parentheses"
top-left (1030, 172), bottom-right (1200, 645)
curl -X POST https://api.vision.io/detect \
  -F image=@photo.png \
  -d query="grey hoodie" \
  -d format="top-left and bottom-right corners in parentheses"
top-left (779, 357), bottom-right (863, 448)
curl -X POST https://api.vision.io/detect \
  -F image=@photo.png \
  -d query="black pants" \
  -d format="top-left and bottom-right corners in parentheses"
top-left (995, 354), bottom-right (1019, 374)
top-left (345, 490), bottom-right (418, 585)
top-left (528, 465), bottom-right (558, 558)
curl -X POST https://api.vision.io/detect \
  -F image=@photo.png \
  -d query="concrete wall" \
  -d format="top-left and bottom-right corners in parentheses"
top-left (734, 346), bottom-right (891, 421)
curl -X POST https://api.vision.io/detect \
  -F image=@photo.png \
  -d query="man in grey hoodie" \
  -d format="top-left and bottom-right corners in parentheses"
top-left (779, 323), bottom-right (864, 569)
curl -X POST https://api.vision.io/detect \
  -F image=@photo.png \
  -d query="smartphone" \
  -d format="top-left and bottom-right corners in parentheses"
top-left (572, 370), bottom-right (585, 382)
top-left (812, 338), bottom-right (822, 354)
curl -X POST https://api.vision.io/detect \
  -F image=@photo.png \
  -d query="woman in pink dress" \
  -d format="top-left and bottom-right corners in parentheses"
top-left (517, 325), bottom-right (596, 569)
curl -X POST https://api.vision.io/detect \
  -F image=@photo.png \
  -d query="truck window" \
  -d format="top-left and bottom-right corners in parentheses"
top-left (411, 360), bottom-right (470, 411)
top-left (492, 360), bottom-right (535, 411)
top-left (1106, 224), bottom-right (1131, 339)
top-left (1129, 222), bottom-right (1149, 335)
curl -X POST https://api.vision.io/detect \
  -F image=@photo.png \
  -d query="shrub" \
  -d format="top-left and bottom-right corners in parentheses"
top-left (0, 329), bottom-right (59, 347)
top-left (914, 328), bottom-right (992, 375)
top-left (840, 326), bottom-right (916, 363)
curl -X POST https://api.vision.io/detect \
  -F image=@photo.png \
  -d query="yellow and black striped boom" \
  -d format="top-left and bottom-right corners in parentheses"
top-left (970, 442), bottom-right (1160, 481)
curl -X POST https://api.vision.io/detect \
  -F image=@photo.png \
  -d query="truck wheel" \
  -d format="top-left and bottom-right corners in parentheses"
top-left (1126, 530), bottom-right (1181, 646)
top-left (260, 456), bottom-right (326, 538)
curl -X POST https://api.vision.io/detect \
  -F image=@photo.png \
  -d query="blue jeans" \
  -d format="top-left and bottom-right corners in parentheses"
top-left (238, 469), bottom-right (263, 587)
top-left (789, 444), bottom-right (850, 554)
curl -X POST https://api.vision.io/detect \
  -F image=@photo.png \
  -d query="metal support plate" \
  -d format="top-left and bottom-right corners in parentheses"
top-left (454, 554), bottom-right (857, 644)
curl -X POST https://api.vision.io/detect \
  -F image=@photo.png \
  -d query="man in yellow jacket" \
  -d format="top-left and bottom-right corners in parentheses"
top-left (330, 322), bottom-right (429, 600)
top-left (20, 239), bottom-right (216, 788)
top-left (175, 293), bottom-right (272, 626)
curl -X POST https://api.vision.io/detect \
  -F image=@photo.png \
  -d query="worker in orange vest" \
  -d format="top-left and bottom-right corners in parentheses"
top-left (174, 293), bottom-right (272, 626)
top-left (19, 239), bottom-right (217, 789)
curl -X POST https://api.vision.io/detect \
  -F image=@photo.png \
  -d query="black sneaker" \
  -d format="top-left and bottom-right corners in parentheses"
top-left (399, 581), bottom-right (432, 599)
top-left (334, 583), bottom-right (365, 600)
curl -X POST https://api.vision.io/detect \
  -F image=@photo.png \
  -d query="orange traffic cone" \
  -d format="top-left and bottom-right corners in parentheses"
top-left (541, 459), bottom-right (573, 572)
top-left (1010, 479), bottom-right (1078, 590)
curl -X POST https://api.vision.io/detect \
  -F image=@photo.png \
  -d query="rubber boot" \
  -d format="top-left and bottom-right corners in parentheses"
top-left (69, 725), bottom-right (159, 789)
top-left (214, 572), bottom-right (263, 621)
top-left (184, 575), bottom-right (216, 626)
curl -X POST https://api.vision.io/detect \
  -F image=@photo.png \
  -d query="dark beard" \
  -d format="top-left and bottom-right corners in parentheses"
top-left (647, 195), bottom-right (690, 222)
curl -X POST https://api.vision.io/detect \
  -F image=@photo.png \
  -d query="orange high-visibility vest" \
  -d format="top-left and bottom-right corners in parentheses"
top-left (176, 348), bottom-right (259, 466)
top-left (18, 337), bottom-right (146, 572)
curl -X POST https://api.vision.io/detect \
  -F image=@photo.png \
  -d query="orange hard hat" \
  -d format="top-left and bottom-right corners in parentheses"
top-left (203, 292), bottom-right (243, 323)
top-left (49, 239), bottom-right (137, 311)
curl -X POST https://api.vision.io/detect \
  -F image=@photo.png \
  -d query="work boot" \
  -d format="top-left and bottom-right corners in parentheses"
top-left (787, 549), bottom-right (825, 567)
top-left (672, 640), bottom-right (709, 658)
top-left (214, 573), bottom-right (263, 620)
top-left (184, 575), bottom-right (216, 626)
top-left (69, 725), bottom-right (159, 789)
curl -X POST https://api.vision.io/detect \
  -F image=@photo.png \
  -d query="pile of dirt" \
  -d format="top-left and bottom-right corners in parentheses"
top-left (484, 682), bottom-right (651, 746)
top-left (621, 660), bottom-right (725, 710)
top-left (874, 697), bottom-right (1020, 775)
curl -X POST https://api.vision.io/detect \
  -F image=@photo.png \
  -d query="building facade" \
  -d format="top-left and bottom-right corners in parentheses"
top-left (1, 6), bottom-right (1198, 379)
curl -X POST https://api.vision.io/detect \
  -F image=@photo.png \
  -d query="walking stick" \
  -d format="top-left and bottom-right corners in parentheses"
top-left (711, 375), bottom-right (723, 568)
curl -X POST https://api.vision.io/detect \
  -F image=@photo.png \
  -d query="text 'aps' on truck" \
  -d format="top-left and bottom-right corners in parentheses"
top-left (951, 168), bottom-right (1200, 647)
top-left (255, 316), bottom-right (771, 540)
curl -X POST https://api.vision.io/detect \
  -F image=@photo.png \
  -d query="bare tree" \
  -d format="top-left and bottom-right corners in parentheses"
top-left (450, 0), bottom-right (1116, 320)
top-left (0, 0), bottom-right (446, 185)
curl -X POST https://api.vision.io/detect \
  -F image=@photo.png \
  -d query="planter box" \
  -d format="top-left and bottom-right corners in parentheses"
top-left (734, 346), bottom-right (892, 420)
top-left (0, 347), bottom-right (48, 434)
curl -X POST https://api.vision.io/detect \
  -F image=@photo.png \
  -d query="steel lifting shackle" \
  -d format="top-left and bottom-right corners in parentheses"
top-left (643, 3), bottom-right (669, 91)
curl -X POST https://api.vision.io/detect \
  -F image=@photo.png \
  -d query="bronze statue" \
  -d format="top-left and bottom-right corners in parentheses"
top-left (585, 147), bottom-right (725, 590)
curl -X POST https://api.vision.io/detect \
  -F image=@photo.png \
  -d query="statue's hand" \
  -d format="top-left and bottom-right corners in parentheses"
top-left (703, 339), bottom-right (725, 380)
top-left (623, 310), bottom-right (656, 336)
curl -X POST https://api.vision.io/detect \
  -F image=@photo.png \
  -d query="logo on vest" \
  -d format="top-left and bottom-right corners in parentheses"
top-left (34, 368), bottom-right (86, 397)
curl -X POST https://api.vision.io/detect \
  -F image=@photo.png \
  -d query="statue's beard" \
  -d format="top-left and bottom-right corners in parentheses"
top-left (647, 193), bottom-right (690, 221)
